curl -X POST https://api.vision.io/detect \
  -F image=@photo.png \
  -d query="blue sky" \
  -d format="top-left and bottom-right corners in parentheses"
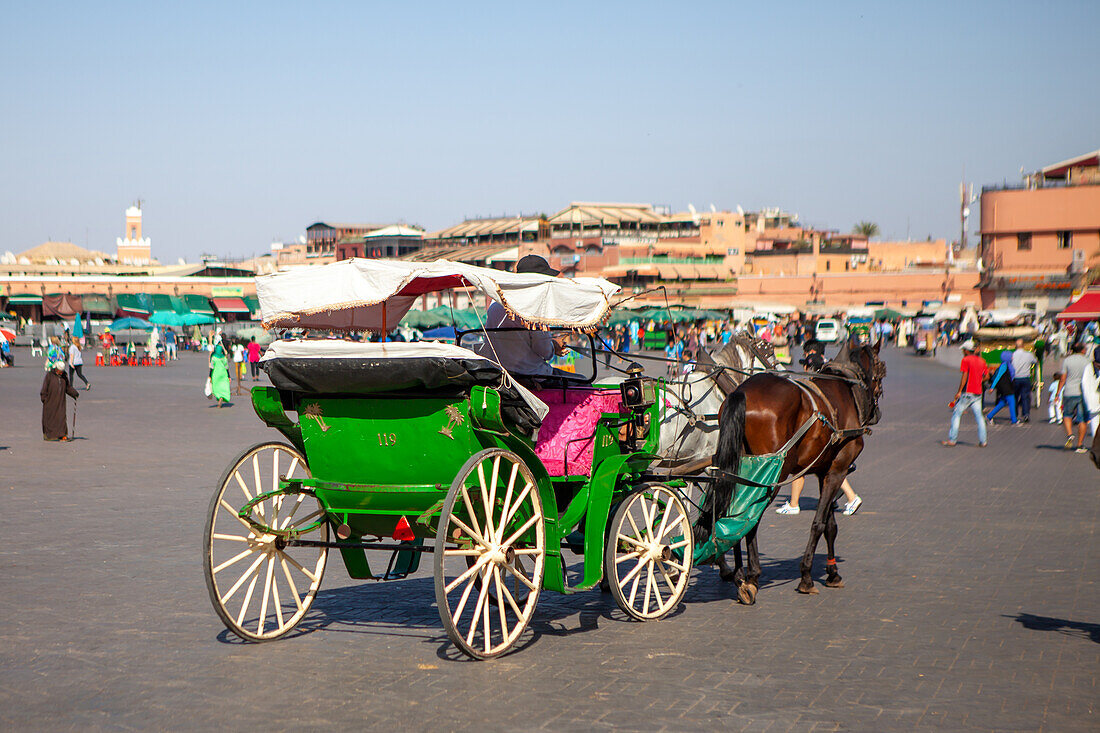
top-left (2, 1), bottom-right (1097, 262)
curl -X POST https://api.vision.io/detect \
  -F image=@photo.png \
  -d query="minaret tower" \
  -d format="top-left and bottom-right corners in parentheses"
top-left (116, 201), bottom-right (151, 265)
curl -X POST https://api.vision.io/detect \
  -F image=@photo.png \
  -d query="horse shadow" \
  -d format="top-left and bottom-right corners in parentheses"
top-left (1007, 612), bottom-right (1100, 643)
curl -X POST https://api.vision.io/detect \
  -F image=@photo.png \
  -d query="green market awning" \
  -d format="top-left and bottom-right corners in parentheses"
top-left (168, 295), bottom-right (190, 314)
top-left (151, 293), bottom-right (176, 312)
top-left (6, 294), bottom-right (42, 305)
top-left (81, 294), bottom-right (114, 315)
top-left (242, 296), bottom-right (260, 315)
top-left (184, 294), bottom-right (215, 315)
top-left (116, 293), bottom-right (153, 316)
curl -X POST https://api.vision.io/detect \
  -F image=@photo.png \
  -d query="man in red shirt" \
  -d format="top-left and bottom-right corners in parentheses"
top-left (943, 339), bottom-right (988, 447)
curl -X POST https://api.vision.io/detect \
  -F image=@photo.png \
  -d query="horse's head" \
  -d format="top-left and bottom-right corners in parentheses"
top-left (849, 339), bottom-right (887, 401)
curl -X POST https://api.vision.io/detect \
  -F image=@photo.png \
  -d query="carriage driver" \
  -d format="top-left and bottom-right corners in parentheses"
top-left (483, 255), bottom-right (572, 380)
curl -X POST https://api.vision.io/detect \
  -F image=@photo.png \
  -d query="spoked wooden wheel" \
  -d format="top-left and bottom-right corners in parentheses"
top-left (434, 449), bottom-right (545, 660)
top-left (203, 442), bottom-right (328, 641)
top-left (605, 484), bottom-right (693, 620)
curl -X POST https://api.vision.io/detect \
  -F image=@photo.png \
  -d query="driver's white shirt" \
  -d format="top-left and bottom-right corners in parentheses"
top-left (483, 301), bottom-right (555, 376)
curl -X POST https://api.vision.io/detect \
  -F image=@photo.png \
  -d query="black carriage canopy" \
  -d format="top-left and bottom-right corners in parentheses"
top-left (260, 340), bottom-right (549, 432)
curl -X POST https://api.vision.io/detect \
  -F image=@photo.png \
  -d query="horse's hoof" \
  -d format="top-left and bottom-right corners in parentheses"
top-left (796, 583), bottom-right (819, 595)
top-left (737, 583), bottom-right (758, 605)
top-left (825, 577), bottom-right (845, 588)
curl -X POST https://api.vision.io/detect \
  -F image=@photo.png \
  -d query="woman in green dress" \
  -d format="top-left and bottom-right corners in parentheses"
top-left (209, 342), bottom-right (232, 407)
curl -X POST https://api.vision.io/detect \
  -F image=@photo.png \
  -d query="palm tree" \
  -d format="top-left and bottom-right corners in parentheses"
top-left (853, 221), bottom-right (879, 238)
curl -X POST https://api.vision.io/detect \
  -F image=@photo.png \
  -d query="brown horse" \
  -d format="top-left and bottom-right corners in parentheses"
top-left (700, 340), bottom-right (886, 602)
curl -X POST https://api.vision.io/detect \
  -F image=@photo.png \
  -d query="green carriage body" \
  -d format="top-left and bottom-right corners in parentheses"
top-left (251, 378), bottom-right (662, 593)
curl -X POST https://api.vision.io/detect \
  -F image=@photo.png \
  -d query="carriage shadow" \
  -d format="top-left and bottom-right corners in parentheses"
top-left (213, 551), bottom-right (825, 653)
top-left (225, 566), bottom-right (681, 660)
top-left (1008, 612), bottom-right (1100, 643)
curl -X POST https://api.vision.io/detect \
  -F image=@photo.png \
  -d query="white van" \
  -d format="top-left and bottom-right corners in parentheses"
top-left (815, 318), bottom-right (843, 343)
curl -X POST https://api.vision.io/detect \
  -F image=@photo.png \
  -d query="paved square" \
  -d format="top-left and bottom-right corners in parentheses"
top-left (0, 346), bottom-right (1096, 731)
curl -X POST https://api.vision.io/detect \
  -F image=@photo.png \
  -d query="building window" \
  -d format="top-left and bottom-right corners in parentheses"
top-left (825, 260), bottom-right (831, 271)
top-left (1017, 233), bottom-right (1031, 251)
top-left (1058, 231), bottom-right (1072, 249)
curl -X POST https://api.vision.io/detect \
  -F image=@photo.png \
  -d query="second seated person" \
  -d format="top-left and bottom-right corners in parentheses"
top-left (482, 255), bottom-right (573, 382)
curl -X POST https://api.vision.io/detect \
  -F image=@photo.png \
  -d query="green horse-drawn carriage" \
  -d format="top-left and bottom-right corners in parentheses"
top-left (204, 260), bottom-right (725, 658)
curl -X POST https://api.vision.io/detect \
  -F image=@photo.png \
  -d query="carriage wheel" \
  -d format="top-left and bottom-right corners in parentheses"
top-left (605, 484), bottom-right (693, 621)
top-left (203, 442), bottom-right (328, 642)
top-left (434, 449), bottom-right (545, 660)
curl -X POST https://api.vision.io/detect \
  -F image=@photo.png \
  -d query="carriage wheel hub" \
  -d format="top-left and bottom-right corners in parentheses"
top-left (485, 543), bottom-right (513, 565)
top-left (645, 543), bottom-right (670, 562)
top-left (253, 532), bottom-right (276, 547)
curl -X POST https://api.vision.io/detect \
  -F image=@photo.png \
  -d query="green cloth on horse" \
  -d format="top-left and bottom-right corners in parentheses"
top-left (209, 345), bottom-right (231, 402)
top-left (691, 453), bottom-right (785, 566)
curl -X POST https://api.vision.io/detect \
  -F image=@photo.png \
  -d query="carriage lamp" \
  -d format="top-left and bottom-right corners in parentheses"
top-left (621, 362), bottom-right (657, 411)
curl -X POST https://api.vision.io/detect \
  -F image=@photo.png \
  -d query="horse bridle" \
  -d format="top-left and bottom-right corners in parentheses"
top-left (820, 349), bottom-right (884, 429)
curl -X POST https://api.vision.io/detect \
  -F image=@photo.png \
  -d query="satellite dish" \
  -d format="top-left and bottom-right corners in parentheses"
top-left (736, 205), bottom-right (744, 216)
top-left (688, 203), bottom-right (697, 215)
top-left (709, 204), bottom-right (717, 212)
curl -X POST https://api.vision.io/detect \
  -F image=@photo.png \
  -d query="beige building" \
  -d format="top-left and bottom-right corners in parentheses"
top-left (980, 149), bottom-right (1100, 312)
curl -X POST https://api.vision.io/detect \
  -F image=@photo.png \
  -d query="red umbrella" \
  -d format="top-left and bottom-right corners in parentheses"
top-left (0, 327), bottom-right (15, 342)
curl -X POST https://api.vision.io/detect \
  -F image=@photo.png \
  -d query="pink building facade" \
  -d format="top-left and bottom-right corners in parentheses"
top-left (980, 149), bottom-right (1100, 312)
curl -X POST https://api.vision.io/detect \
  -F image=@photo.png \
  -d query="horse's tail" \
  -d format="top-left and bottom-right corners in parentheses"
top-left (701, 390), bottom-right (746, 540)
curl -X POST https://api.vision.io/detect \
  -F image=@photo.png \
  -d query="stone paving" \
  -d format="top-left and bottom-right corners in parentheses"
top-left (0, 344), bottom-right (1096, 731)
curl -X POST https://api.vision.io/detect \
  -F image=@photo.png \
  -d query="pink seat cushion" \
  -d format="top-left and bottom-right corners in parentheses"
top-left (532, 389), bottom-right (622, 476)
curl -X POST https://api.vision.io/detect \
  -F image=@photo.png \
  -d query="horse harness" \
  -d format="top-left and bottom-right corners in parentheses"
top-left (786, 374), bottom-right (871, 449)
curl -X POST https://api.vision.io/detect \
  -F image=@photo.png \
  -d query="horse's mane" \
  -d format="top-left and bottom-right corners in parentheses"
top-left (706, 332), bottom-right (779, 383)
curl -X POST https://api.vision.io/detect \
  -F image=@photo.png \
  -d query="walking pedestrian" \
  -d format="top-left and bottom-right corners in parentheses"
top-left (67, 337), bottom-right (90, 390)
top-left (208, 342), bottom-right (232, 408)
top-left (1057, 342), bottom-right (1091, 452)
top-left (1090, 346), bottom-right (1100, 437)
top-left (1047, 370), bottom-right (1064, 423)
top-left (942, 339), bottom-right (988, 447)
top-left (45, 336), bottom-right (64, 371)
top-left (40, 359), bottom-right (79, 441)
top-left (1010, 338), bottom-right (1037, 422)
top-left (231, 340), bottom-right (246, 395)
top-left (246, 336), bottom-right (262, 380)
top-left (165, 328), bottom-right (177, 360)
top-left (775, 475), bottom-right (862, 516)
top-left (985, 351), bottom-right (1017, 425)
